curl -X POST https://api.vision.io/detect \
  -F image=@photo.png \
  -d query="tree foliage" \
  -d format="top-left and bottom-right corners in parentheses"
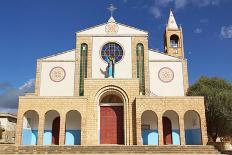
top-left (187, 76), bottom-right (232, 142)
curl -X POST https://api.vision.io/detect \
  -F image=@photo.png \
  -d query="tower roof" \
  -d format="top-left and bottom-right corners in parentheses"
top-left (167, 10), bottom-right (178, 30)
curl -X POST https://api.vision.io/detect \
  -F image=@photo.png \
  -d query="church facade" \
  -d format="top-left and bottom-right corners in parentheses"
top-left (15, 11), bottom-right (208, 146)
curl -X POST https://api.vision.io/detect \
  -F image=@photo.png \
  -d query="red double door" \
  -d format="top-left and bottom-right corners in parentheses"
top-left (100, 106), bottom-right (124, 144)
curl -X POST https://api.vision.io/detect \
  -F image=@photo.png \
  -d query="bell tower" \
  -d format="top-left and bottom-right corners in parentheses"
top-left (164, 10), bottom-right (184, 59)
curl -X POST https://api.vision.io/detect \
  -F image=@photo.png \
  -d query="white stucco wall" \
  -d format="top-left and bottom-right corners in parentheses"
top-left (0, 118), bottom-right (7, 127)
top-left (141, 111), bottom-right (158, 130)
top-left (44, 111), bottom-right (60, 130)
top-left (149, 61), bottom-right (184, 96)
top-left (163, 111), bottom-right (179, 129)
top-left (77, 23), bottom-right (148, 36)
top-left (92, 37), bottom-right (132, 79)
top-left (23, 112), bottom-right (38, 130)
top-left (184, 111), bottom-right (201, 129)
top-left (66, 111), bottom-right (81, 130)
top-left (39, 61), bottom-right (75, 96)
top-left (0, 118), bottom-right (16, 131)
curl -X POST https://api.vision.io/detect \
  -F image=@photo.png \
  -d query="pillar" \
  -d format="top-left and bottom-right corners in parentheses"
top-left (136, 111), bottom-right (142, 145)
top-left (200, 110), bottom-right (208, 145)
top-left (179, 113), bottom-right (186, 145)
top-left (15, 113), bottom-right (23, 145)
top-left (158, 114), bottom-right (163, 145)
top-left (59, 113), bottom-right (66, 145)
top-left (38, 113), bottom-right (45, 145)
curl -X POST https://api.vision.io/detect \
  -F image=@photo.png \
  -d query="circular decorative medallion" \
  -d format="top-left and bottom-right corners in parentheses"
top-left (158, 67), bottom-right (174, 83)
top-left (49, 67), bottom-right (66, 82)
top-left (105, 22), bottom-right (118, 34)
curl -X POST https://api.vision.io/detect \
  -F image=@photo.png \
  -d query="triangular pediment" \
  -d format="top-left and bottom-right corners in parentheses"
top-left (149, 49), bottom-right (180, 61)
top-left (76, 22), bottom-right (148, 36)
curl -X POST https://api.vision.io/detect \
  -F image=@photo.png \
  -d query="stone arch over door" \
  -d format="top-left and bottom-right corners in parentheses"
top-left (44, 110), bottom-right (60, 145)
top-left (162, 110), bottom-right (180, 145)
top-left (22, 110), bottom-right (39, 145)
top-left (141, 110), bottom-right (158, 145)
top-left (95, 85), bottom-right (129, 145)
top-left (184, 110), bottom-right (202, 145)
top-left (65, 110), bottom-right (82, 145)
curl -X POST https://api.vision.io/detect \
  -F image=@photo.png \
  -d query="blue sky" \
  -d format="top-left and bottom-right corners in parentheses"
top-left (0, 0), bottom-right (232, 112)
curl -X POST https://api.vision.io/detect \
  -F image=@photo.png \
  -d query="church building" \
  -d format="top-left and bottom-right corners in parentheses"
top-left (15, 9), bottom-right (208, 146)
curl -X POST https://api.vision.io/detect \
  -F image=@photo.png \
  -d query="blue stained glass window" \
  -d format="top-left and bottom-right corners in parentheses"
top-left (101, 43), bottom-right (123, 63)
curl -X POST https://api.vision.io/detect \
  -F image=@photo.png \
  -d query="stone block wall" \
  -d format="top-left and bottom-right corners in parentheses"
top-left (135, 96), bottom-right (208, 145)
top-left (15, 97), bottom-right (88, 146)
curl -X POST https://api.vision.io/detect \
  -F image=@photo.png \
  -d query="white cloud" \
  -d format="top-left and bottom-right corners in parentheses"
top-left (0, 79), bottom-right (35, 113)
top-left (149, 6), bottom-right (162, 18)
top-left (149, 0), bottom-right (222, 18)
top-left (123, 0), bottom-right (128, 3)
top-left (174, 0), bottom-right (187, 9)
top-left (194, 28), bottom-right (203, 34)
top-left (220, 25), bottom-right (232, 39)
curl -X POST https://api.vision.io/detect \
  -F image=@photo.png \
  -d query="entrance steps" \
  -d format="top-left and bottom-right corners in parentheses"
top-left (0, 145), bottom-right (222, 154)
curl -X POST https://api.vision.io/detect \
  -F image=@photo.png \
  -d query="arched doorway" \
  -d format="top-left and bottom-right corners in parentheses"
top-left (141, 110), bottom-right (158, 145)
top-left (22, 110), bottom-right (39, 145)
top-left (65, 110), bottom-right (81, 145)
top-left (44, 110), bottom-right (60, 145)
top-left (162, 110), bottom-right (180, 145)
top-left (99, 93), bottom-right (124, 144)
top-left (184, 110), bottom-right (202, 145)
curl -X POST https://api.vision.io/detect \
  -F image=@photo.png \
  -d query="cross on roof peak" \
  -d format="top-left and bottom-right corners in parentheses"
top-left (107, 4), bottom-right (117, 18)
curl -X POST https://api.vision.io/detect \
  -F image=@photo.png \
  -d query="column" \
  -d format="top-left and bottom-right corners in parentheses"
top-left (158, 114), bottom-right (163, 145)
top-left (38, 113), bottom-right (45, 145)
top-left (15, 113), bottom-right (23, 145)
top-left (59, 113), bottom-right (66, 145)
top-left (200, 110), bottom-right (208, 145)
top-left (136, 111), bottom-right (142, 145)
top-left (179, 113), bottom-right (186, 145)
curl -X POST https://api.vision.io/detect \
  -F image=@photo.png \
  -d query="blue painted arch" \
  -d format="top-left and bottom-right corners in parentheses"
top-left (184, 110), bottom-right (202, 145)
top-left (162, 110), bottom-right (180, 145)
top-left (43, 110), bottom-right (60, 145)
top-left (141, 110), bottom-right (158, 145)
top-left (22, 110), bottom-right (39, 145)
top-left (65, 110), bottom-right (82, 145)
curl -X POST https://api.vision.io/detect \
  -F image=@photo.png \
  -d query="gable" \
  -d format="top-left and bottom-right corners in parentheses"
top-left (149, 49), bottom-right (180, 61)
top-left (41, 49), bottom-right (75, 61)
top-left (76, 23), bottom-right (148, 36)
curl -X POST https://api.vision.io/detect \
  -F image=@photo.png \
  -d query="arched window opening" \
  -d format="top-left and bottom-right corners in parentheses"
top-left (79, 43), bottom-right (88, 96)
top-left (184, 110), bottom-right (202, 145)
top-left (136, 43), bottom-right (145, 95)
top-left (22, 110), bottom-right (39, 145)
top-left (141, 110), bottom-right (158, 145)
top-left (65, 110), bottom-right (82, 145)
top-left (43, 110), bottom-right (60, 145)
top-left (170, 35), bottom-right (179, 48)
top-left (162, 110), bottom-right (180, 145)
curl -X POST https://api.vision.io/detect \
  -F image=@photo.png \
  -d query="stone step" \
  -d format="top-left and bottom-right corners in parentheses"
top-left (0, 145), bottom-right (221, 154)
